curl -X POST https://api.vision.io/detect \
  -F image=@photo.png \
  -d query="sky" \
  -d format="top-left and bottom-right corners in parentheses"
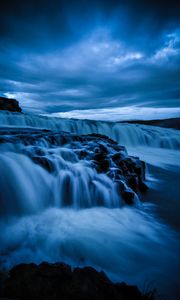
top-left (0, 0), bottom-right (180, 118)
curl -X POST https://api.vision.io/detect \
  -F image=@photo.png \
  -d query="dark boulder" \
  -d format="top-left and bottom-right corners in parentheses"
top-left (0, 97), bottom-right (22, 113)
top-left (127, 175), bottom-right (138, 192)
top-left (0, 262), bottom-right (143, 300)
top-left (138, 179), bottom-right (149, 192)
top-left (93, 153), bottom-right (110, 173)
top-left (122, 190), bottom-right (135, 205)
top-left (92, 145), bottom-right (110, 173)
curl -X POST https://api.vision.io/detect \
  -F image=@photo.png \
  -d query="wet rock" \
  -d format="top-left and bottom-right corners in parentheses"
top-left (107, 168), bottom-right (123, 181)
top-left (0, 97), bottom-right (22, 113)
top-left (32, 156), bottom-right (55, 173)
top-left (139, 179), bottom-right (149, 192)
top-left (85, 133), bottom-right (117, 145)
top-left (116, 181), bottom-right (135, 205)
top-left (127, 175), bottom-right (138, 192)
top-left (112, 153), bottom-right (120, 162)
top-left (0, 262), bottom-right (143, 300)
top-left (93, 152), bottom-right (110, 173)
top-left (122, 190), bottom-right (135, 205)
top-left (75, 149), bottom-right (89, 159)
top-left (134, 160), bottom-right (146, 180)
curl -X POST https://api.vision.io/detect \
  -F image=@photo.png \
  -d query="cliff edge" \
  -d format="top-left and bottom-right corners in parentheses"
top-left (0, 97), bottom-right (22, 112)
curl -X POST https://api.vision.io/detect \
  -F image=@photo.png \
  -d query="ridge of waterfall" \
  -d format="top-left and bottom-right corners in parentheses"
top-left (0, 111), bottom-right (180, 149)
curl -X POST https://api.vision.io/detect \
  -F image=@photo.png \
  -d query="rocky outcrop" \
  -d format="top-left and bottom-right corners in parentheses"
top-left (0, 262), bottom-right (143, 300)
top-left (0, 129), bottom-right (148, 205)
top-left (0, 97), bottom-right (22, 112)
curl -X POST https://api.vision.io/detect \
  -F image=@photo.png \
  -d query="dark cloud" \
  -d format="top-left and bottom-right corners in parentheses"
top-left (1, 0), bottom-right (179, 50)
top-left (0, 0), bottom-right (179, 113)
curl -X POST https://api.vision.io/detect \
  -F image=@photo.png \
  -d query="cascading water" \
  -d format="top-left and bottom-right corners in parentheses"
top-left (0, 128), bottom-right (141, 216)
top-left (0, 111), bottom-right (180, 299)
top-left (1, 110), bottom-right (180, 149)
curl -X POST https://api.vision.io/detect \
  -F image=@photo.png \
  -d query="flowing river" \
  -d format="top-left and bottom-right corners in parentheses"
top-left (0, 111), bottom-right (180, 299)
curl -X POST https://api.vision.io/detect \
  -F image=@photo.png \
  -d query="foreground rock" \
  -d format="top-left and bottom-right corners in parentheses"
top-left (0, 262), bottom-right (143, 300)
top-left (0, 97), bottom-right (22, 112)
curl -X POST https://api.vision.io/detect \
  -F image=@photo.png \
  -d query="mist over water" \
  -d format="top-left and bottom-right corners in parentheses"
top-left (1, 207), bottom-right (180, 297)
top-left (0, 111), bottom-right (180, 299)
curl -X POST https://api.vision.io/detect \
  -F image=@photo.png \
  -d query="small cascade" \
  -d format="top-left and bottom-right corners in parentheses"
top-left (0, 129), bottom-right (145, 216)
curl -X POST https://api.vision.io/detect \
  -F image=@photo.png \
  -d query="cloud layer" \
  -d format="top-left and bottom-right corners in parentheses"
top-left (0, 0), bottom-right (180, 113)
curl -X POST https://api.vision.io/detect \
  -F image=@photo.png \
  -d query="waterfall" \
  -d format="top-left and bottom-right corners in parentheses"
top-left (0, 111), bottom-right (179, 216)
top-left (0, 129), bottom-right (131, 217)
top-left (0, 111), bottom-right (180, 300)
top-left (1, 111), bottom-right (180, 149)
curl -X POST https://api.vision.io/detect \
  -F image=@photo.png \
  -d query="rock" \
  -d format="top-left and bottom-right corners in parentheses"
top-left (139, 180), bottom-right (149, 192)
top-left (0, 128), bottom-right (148, 205)
top-left (122, 190), bottom-right (135, 205)
top-left (127, 175), bottom-right (138, 192)
top-left (84, 133), bottom-right (117, 145)
top-left (0, 97), bottom-right (22, 113)
top-left (0, 262), bottom-right (143, 300)
top-left (93, 152), bottom-right (110, 173)
top-left (107, 168), bottom-right (123, 181)
top-left (112, 152), bottom-right (122, 162)
top-left (32, 156), bottom-right (55, 173)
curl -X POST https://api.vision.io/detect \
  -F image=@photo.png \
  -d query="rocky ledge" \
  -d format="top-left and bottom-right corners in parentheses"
top-left (0, 262), bottom-right (149, 300)
top-left (0, 97), bottom-right (22, 112)
top-left (0, 129), bottom-right (148, 205)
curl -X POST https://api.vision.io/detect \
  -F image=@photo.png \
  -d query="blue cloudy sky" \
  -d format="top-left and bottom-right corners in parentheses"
top-left (0, 0), bottom-right (180, 117)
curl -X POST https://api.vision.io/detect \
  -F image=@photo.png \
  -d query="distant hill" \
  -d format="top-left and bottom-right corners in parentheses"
top-left (120, 118), bottom-right (180, 130)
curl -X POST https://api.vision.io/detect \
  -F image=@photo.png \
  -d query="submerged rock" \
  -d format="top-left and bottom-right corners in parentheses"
top-left (0, 262), bottom-right (143, 300)
top-left (0, 97), bottom-right (22, 113)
